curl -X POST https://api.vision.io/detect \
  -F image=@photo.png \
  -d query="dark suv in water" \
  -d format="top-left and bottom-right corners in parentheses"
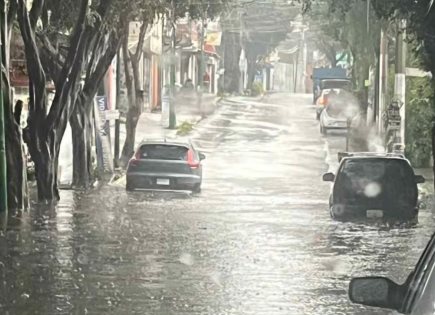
top-left (126, 139), bottom-right (205, 193)
top-left (322, 152), bottom-right (425, 221)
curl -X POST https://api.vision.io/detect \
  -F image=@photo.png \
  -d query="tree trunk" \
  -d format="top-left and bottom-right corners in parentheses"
top-left (5, 115), bottom-right (28, 212)
top-left (432, 120), bottom-right (435, 191)
top-left (68, 30), bottom-right (123, 187)
top-left (121, 106), bottom-right (141, 165)
top-left (17, 0), bottom-right (94, 202)
top-left (246, 53), bottom-right (257, 91)
top-left (223, 31), bottom-right (241, 93)
top-left (1, 1), bottom-right (28, 212)
top-left (24, 128), bottom-right (60, 201)
top-left (120, 34), bottom-right (142, 166)
top-left (70, 98), bottom-right (93, 188)
top-left (120, 84), bottom-right (142, 166)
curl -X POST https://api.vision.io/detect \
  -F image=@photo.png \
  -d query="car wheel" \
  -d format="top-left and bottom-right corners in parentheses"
top-left (192, 184), bottom-right (202, 194)
top-left (330, 210), bottom-right (343, 221)
top-left (320, 125), bottom-right (327, 135)
top-left (408, 215), bottom-right (419, 226)
top-left (126, 180), bottom-right (135, 191)
top-left (329, 209), bottom-right (335, 219)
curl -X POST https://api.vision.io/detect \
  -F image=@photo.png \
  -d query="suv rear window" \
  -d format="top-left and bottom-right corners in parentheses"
top-left (137, 144), bottom-right (188, 161)
top-left (321, 81), bottom-right (352, 90)
top-left (336, 158), bottom-right (417, 203)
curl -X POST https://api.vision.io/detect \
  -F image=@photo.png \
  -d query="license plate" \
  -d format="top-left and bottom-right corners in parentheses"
top-left (367, 210), bottom-right (384, 218)
top-left (156, 178), bottom-right (170, 186)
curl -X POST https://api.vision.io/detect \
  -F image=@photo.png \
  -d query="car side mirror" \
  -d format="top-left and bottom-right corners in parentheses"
top-left (415, 175), bottom-right (425, 184)
top-left (199, 152), bottom-right (206, 161)
top-left (322, 172), bottom-right (335, 182)
top-left (418, 200), bottom-right (427, 210)
top-left (349, 277), bottom-right (402, 311)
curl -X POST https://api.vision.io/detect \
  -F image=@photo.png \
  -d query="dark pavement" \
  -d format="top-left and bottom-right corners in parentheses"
top-left (1, 93), bottom-right (435, 315)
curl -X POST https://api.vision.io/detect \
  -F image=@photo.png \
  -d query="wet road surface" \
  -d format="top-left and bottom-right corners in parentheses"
top-left (1, 93), bottom-right (435, 315)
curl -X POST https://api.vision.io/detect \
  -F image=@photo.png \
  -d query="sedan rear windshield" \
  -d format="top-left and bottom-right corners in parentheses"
top-left (137, 144), bottom-right (188, 161)
top-left (326, 100), bottom-right (347, 118)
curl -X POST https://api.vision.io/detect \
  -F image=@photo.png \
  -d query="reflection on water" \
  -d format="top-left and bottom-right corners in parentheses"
top-left (0, 95), bottom-right (434, 315)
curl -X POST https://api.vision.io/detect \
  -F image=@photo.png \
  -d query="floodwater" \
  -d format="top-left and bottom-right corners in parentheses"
top-left (1, 93), bottom-right (435, 315)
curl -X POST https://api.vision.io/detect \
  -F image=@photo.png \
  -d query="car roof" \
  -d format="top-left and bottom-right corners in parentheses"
top-left (321, 78), bottom-right (351, 82)
top-left (338, 152), bottom-right (407, 163)
top-left (321, 88), bottom-right (344, 94)
top-left (138, 138), bottom-right (192, 148)
top-left (340, 156), bottom-right (411, 167)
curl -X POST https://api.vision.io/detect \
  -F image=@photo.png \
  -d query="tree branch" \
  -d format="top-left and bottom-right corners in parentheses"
top-left (38, 33), bottom-right (64, 84)
top-left (55, 0), bottom-right (89, 93)
top-left (84, 30), bottom-right (105, 80)
top-left (16, 0), bottom-right (47, 116)
top-left (29, 0), bottom-right (44, 29)
top-left (96, 0), bottom-right (115, 19)
top-left (46, 0), bottom-right (91, 131)
top-left (122, 24), bottom-right (136, 109)
top-left (83, 31), bottom-right (123, 102)
top-left (7, 0), bottom-right (18, 33)
top-left (133, 17), bottom-right (149, 63)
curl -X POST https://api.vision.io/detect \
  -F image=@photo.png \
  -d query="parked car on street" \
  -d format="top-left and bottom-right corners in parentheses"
top-left (319, 89), bottom-right (359, 134)
top-left (315, 89), bottom-right (331, 120)
top-left (319, 98), bottom-right (348, 134)
top-left (126, 139), bottom-right (205, 193)
top-left (349, 232), bottom-right (435, 314)
top-left (311, 67), bottom-right (350, 104)
top-left (315, 88), bottom-right (345, 120)
top-left (322, 152), bottom-right (425, 221)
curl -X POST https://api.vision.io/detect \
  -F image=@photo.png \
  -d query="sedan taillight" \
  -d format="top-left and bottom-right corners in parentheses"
top-left (187, 149), bottom-right (200, 169)
top-left (129, 158), bottom-right (139, 166)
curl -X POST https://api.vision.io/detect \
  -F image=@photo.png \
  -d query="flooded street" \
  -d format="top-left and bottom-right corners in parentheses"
top-left (1, 93), bottom-right (435, 314)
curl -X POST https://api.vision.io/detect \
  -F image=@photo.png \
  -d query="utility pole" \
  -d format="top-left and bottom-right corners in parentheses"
top-left (169, 0), bottom-right (177, 129)
top-left (395, 19), bottom-right (407, 144)
top-left (198, 7), bottom-right (207, 117)
top-left (367, 0), bottom-right (370, 34)
top-left (378, 27), bottom-right (387, 134)
top-left (114, 49), bottom-right (121, 168)
top-left (239, 9), bottom-right (244, 94)
top-left (0, 8), bottom-right (7, 213)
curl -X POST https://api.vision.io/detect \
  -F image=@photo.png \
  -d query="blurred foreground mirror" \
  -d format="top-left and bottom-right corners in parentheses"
top-left (418, 200), bottom-right (427, 210)
top-left (349, 277), bottom-right (400, 311)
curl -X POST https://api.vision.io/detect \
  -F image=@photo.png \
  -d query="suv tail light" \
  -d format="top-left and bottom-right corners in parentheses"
top-left (187, 149), bottom-right (200, 169)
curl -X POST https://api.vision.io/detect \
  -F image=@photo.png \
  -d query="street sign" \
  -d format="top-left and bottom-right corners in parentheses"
top-left (105, 110), bottom-right (120, 121)
top-left (406, 67), bottom-right (432, 78)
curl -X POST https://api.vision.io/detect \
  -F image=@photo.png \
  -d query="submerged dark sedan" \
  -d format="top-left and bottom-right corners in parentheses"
top-left (323, 152), bottom-right (425, 221)
top-left (126, 139), bottom-right (205, 193)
